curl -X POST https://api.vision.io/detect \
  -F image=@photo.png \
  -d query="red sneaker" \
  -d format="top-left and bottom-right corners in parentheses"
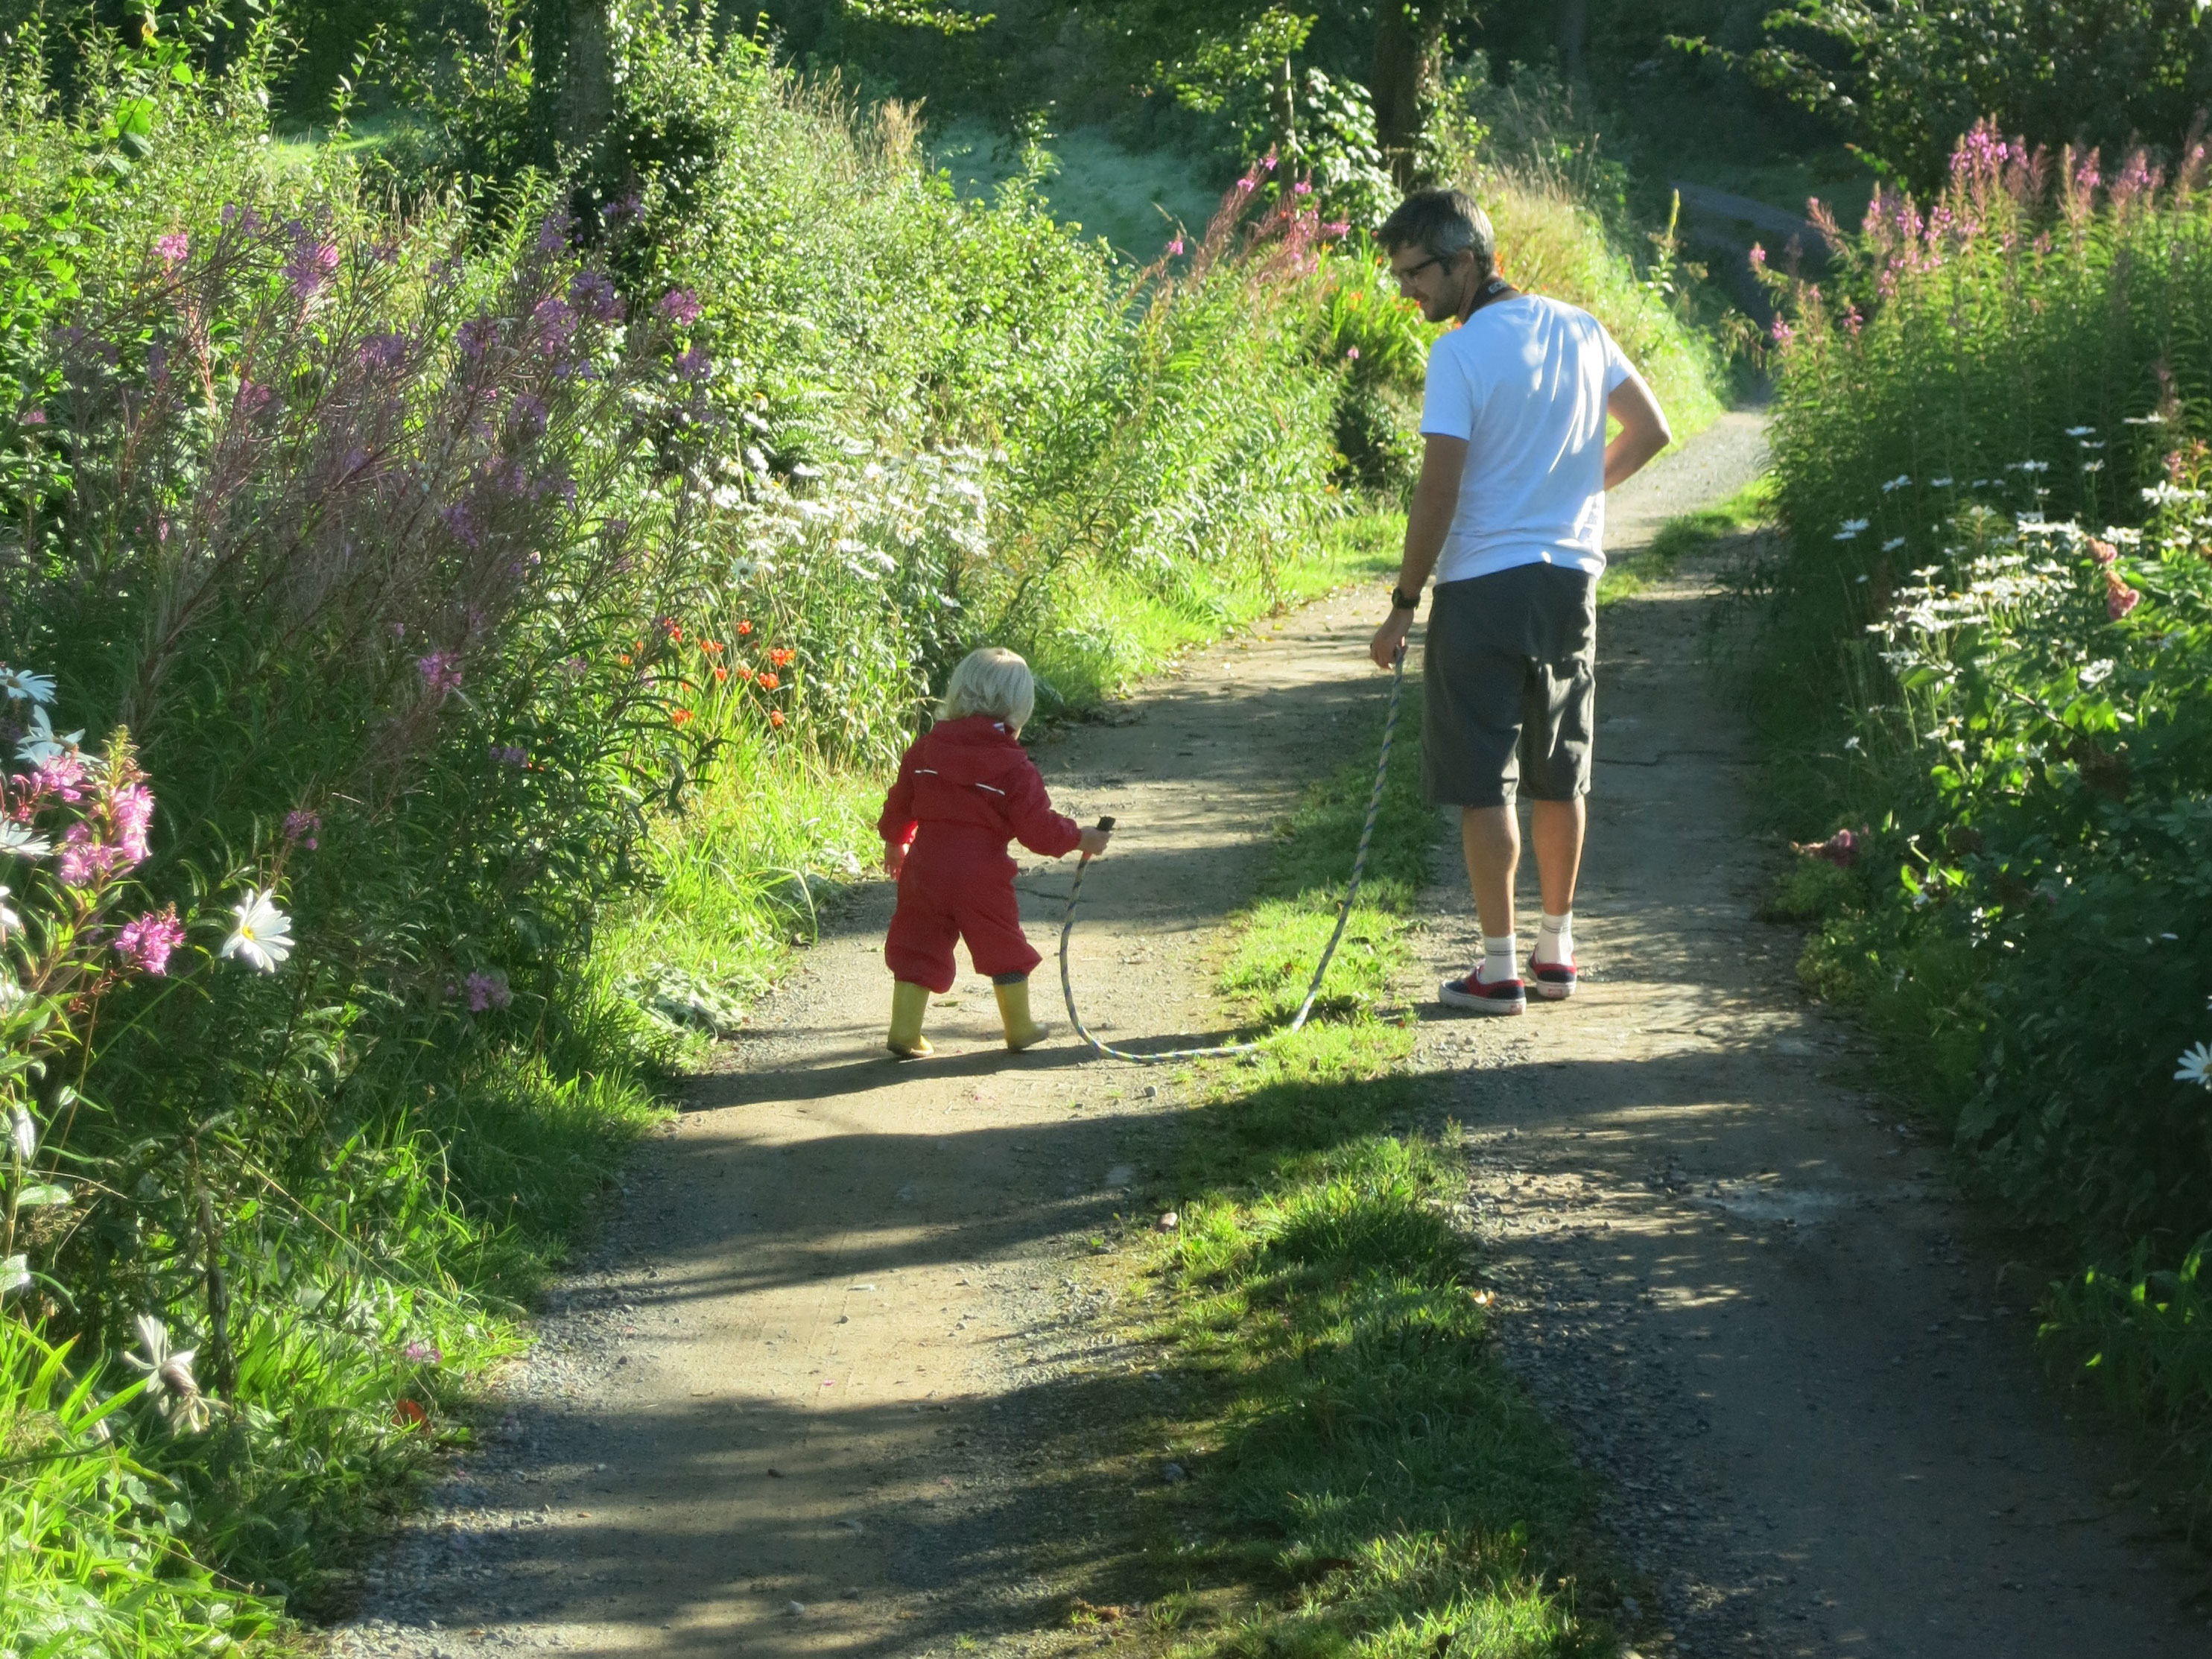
top-left (1439, 965), bottom-right (1526, 1016)
top-left (1530, 955), bottom-right (1577, 1000)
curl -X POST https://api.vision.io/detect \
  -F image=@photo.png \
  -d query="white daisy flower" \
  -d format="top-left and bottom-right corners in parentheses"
top-left (0, 667), bottom-right (55, 705)
top-left (1834, 518), bottom-right (1870, 541)
top-left (2178, 1042), bottom-right (2212, 1089)
top-left (14, 706), bottom-right (82, 765)
top-left (121, 1314), bottom-right (210, 1435)
top-left (221, 888), bottom-right (294, 972)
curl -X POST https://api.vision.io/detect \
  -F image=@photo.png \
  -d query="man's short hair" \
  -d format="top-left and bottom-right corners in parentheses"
top-left (1378, 188), bottom-right (1496, 276)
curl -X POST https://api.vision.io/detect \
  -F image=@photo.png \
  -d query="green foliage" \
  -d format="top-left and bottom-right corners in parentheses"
top-left (0, 2), bottom-right (1385, 1640)
top-left (1754, 123), bottom-right (2212, 1508)
top-left (1308, 238), bottom-right (1433, 498)
top-left (1737, 0), bottom-right (2212, 187)
top-left (1596, 479), bottom-right (1767, 605)
top-left (1121, 697), bottom-right (1606, 1657)
top-left (0, 1322), bottom-right (276, 1652)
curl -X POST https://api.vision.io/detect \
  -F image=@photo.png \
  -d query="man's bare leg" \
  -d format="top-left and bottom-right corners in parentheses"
top-left (1528, 796), bottom-right (1585, 919)
top-left (1460, 805), bottom-right (1520, 940)
top-left (1462, 797), bottom-right (1586, 943)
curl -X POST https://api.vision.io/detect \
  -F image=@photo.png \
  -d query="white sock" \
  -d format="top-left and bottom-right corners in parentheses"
top-left (1535, 911), bottom-right (1574, 966)
top-left (1480, 933), bottom-right (1518, 984)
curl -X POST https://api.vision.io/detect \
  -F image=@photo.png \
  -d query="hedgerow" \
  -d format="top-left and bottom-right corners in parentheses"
top-left (0, 5), bottom-right (1366, 1640)
top-left (1752, 121), bottom-right (2212, 1501)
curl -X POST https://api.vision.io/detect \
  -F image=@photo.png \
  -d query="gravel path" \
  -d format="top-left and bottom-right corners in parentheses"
top-left (1408, 411), bottom-right (2212, 1658)
top-left (320, 410), bottom-right (2200, 1659)
top-left (324, 568), bottom-right (1419, 1657)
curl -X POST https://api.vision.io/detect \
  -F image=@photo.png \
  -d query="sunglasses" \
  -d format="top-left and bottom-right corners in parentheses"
top-left (1392, 252), bottom-right (1457, 288)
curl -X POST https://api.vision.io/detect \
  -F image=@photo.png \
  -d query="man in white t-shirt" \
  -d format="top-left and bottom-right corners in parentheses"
top-left (1366, 188), bottom-right (1673, 1016)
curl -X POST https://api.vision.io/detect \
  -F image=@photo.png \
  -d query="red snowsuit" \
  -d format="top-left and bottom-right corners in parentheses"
top-left (878, 714), bottom-right (1082, 994)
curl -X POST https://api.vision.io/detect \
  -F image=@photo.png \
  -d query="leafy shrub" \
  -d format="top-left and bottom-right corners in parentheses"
top-left (0, 2), bottom-right (1377, 1631)
top-left (1743, 0), bottom-right (2212, 187)
top-left (1756, 118), bottom-right (2212, 1500)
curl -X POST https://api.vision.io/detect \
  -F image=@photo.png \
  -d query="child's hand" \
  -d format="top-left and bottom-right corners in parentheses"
top-left (1077, 825), bottom-right (1113, 857)
top-left (884, 842), bottom-right (907, 878)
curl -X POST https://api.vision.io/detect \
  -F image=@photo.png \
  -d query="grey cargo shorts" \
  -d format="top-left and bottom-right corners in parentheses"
top-left (1420, 562), bottom-right (1597, 809)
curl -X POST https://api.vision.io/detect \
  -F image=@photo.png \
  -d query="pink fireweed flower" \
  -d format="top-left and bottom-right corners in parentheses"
top-left (1770, 316), bottom-right (1794, 346)
top-left (1237, 177), bottom-right (1255, 194)
top-left (457, 316), bottom-right (497, 361)
top-left (1320, 221), bottom-right (1349, 238)
top-left (358, 330), bottom-right (408, 369)
top-left (658, 288), bottom-right (703, 326)
top-left (2089, 538), bottom-right (2119, 568)
top-left (285, 239), bottom-right (340, 301)
top-left (25, 753), bottom-right (88, 805)
top-left (402, 1339), bottom-right (444, 1365)
top-left (569, 269), bottom-right (624, 323)
top-left (155, 231), bottom-right (189, 270)
top-left (1346, 346), bottom-right (1360, 360)
top-left (1842, 304), bottom-right (1863, 335)
top-left (1749, 244), bottom-right (1766, 268)
top-left (1801, 828), bottom-right (1859, 868)
top-left (1167, 237), bottom-right (1185, 255)
top-left (2106, 572), bottom-right (2141, 618)
top-left (536, 212), bottom-right (571, 254)
top-left (675, 343), bottom-right (712, 381)
top-left (283, 808), bottom-right (321, 850)
top-left (533, 296), bottom-right (577, 356)
top-left (115, 907), bottom-right (186, 976)
top-left (1293, 180), bottom-right (1312, 195)
top-left (108, 783), bottom-right (154, 862)
top-left (463, 970), bottom-right (513, 1013)
top-left (416, 653), bottom-right (464, 699)
top-left (56, 823), bottom-right (126, 888)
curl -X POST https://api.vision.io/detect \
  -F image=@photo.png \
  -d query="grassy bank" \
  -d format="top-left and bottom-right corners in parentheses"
top-left (1732, 123), bottom-right (2212, 1517)
top-left (1059, 688), bottom-right (1609, 1656)
top-left (608, 511), bottom-right (1410, 1052)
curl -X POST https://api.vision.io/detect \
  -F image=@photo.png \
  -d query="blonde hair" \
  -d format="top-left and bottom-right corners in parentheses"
top-left (937, 646), bottom-right (1036, 731)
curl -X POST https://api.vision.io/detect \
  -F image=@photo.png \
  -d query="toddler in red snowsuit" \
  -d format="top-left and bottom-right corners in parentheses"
top-left (878, 647), bottom-right (1112, 1058)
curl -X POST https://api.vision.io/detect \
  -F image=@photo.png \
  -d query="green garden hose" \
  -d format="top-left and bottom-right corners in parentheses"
top-left (1057, 643), bottom-right (1407, 1063)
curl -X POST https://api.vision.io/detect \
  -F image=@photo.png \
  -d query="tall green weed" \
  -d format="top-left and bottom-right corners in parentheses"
top-left (1755, 118), bottom-right (2212, 1505)
top-left (0, 3), bottom-right (1389, 1638)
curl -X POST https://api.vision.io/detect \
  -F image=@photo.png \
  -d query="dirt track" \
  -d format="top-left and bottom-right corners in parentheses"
top-left (1413, 414), bottom-right (2212, 1658)
top-left (328, 413), bottom-right (2209, 1658)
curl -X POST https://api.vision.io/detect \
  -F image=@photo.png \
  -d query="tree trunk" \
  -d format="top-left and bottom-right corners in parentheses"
top-left (560, 0), bottom-right (615, 157)
top-left (1553, 0), bottom-right (1588, 86)
top-left (1371, 0), bottom-right (1444, 189)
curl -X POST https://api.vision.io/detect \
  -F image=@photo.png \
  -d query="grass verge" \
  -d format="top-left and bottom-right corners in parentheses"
top-left (1595, 478), bottom-right (1770, 608)
top-left (601, 513), bottom-right (1409, 1059)
top-left (1067, 688), bottom-right (1612, 1656)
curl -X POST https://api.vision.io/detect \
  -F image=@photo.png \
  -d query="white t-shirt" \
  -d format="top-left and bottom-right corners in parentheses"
top-left (1418, 294), bottom-right (1642, 584)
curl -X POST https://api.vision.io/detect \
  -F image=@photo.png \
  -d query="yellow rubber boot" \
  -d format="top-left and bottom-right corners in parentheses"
top-left (994, 977), bottom-right (1050, 1052)
top-left (887, 980), bottom-right (934, 1059)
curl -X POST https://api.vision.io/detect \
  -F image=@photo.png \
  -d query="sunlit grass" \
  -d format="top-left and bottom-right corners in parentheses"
top-left (1597, 475), bottom-right (1771, 606)
top-left (1072, 694), bottom-right (1613, 1658)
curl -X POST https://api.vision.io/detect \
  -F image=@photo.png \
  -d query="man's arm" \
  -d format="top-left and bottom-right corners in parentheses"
top-left (1370, 433), bottom-right (1468, 669)
top-left (1603, 371), bottom-right (1671, 490)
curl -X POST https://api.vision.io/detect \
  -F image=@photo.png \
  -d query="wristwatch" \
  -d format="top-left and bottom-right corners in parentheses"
top-left (1389, 585), bottom-right (1421, 611)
